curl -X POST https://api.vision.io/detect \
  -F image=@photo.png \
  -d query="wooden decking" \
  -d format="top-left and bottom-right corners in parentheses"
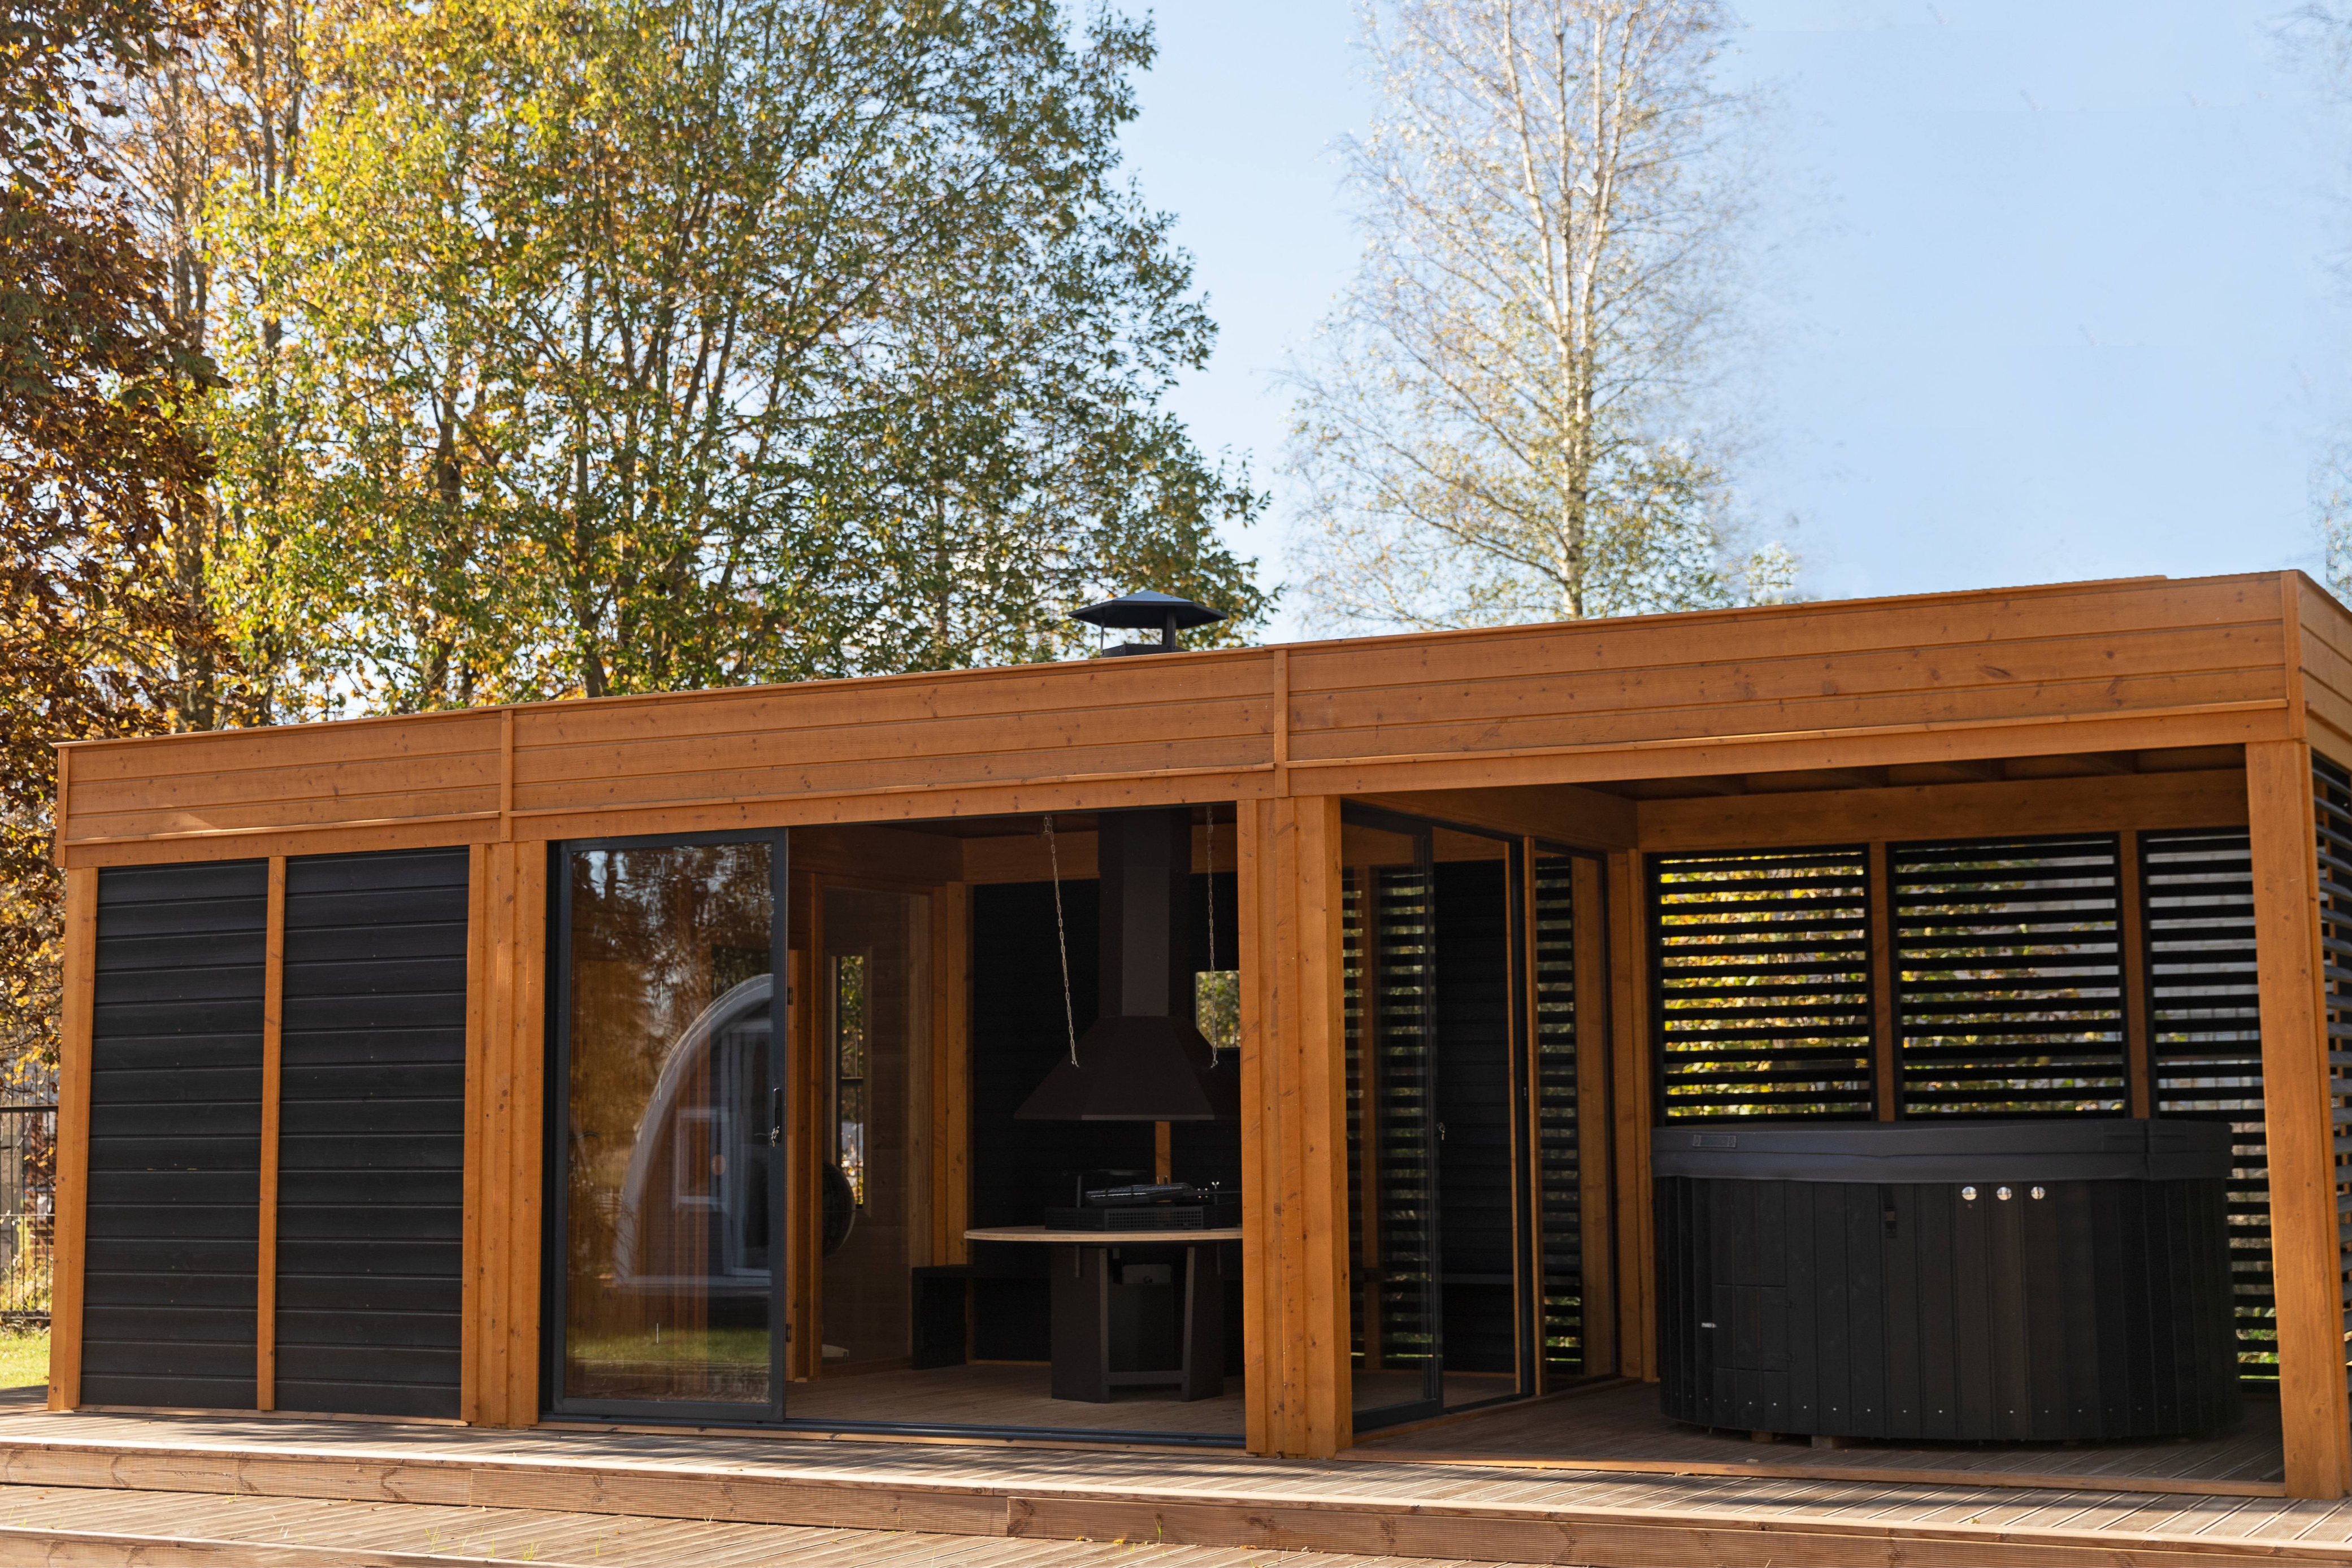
top-left (1352, 1379), bottom-right (2290, 1496)
top-left (4, 1397), bottom-right (2352, 1566)
top-left (782, 1361), bottom-right (1245, 1438)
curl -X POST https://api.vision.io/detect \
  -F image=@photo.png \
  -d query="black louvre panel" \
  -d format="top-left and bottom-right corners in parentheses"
top-left (84, 860), bottom-right (266, 1408)
top-left (1344, 863), bottom-right (1440, 1389)
top-left (1531, 854), bottom-right (1581, 1379)
top-left (275, 847), bottom-right (469, 1417)
top-left (2313, 753), bottom-right (2352, 1396)
top-left (1650, 847), bottom-right (1876, 1122)
top-left (1892, 835), bottom-right (2124, 1118)
top-left (2142, 828), bottom-right (2273, 1388)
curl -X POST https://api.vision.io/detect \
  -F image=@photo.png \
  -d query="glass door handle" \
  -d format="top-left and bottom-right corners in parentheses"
top-left (769, 1086), bottom-right (783, 1146)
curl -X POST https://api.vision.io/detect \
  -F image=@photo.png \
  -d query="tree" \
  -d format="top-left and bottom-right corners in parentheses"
top-left (190, 0), bottom-right (1268, 712)
top-left (1, 0), bottom-right (220, 1075)
top-left (1283, 0), bottom-right (1790, 633)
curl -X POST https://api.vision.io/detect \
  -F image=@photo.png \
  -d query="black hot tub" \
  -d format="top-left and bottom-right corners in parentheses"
top-left (1652, 1119), bottom-right (2240, 1443)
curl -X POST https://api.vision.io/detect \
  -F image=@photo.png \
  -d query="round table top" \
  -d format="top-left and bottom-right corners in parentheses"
top-left (963, 1225), bottom-right (1243, 1244)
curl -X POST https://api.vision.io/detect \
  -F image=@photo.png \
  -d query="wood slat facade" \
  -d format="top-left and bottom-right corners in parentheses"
top-left (43, 570), bottom-right (2352, 1500)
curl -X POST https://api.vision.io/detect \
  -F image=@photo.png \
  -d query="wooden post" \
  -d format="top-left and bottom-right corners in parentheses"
top-left (2246, 739), bottom-right (2352, 1498)
top-left (1869, 842), bottom-right (1899, 1120)
top-left (1571, 855), bottom-right (1616, 1378)
top-left (48, 867), bottom-right (96, 1413)
top-left (469, 840), bottom-right (546, 1427)
top-left (2119, 829), bottom-right (2154, 1119)
top-left (1239, 794), bottom-right (1350, 1457)
top-left (257, 858), bottom-right (286, 1411)
top-left (1607, 851), bottom-right (1656, 1380)
top-left (930, 883), bottom-right (971, 1267)
top-left (460, 844), bottom-right (488, 1425)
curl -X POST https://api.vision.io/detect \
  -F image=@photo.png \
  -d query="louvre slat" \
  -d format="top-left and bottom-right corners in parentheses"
top-left (1650, 845), bottom-right (1876, 1121)
top-left (1890, 833), bottom-right (2125, 1118)
top-left (2311, 754), bottom-right (2352, 1400)
top-left (1532, 855), bottom-right (1580, 1380)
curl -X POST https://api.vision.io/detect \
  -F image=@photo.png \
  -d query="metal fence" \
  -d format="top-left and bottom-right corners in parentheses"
top-left (0, 1106), bottom-right (55, 1327)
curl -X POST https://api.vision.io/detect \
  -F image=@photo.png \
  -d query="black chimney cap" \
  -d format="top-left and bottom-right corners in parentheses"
top-left (1072, 590), bottom-right (1226, 632)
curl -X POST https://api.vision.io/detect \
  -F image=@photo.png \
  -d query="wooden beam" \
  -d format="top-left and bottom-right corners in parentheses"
top-left (1239, 794), bottom-right (1349, 1458)
top-left (1638, 768), bottom-right (2247, 854)
top-left (788, 935), bottom-right (820, 1382)
top-left (1352, 783), bottom-right (1637, 852)
top-left (257, 857), bottom-right (286, 1412)
top-left (2245, 739), bottom-right (2352, 1498)
top-left (1605, 851), bottom-right (1655, 1382)
top-left (473, 840), bottom-right (548, 1427)
top-left (48, 867), bottom-right (96, 1413)
top-left (2120, 830), bottom-right (2153, 1119)
top-left (1570, 855), bottom-right (1616, 1378)
top-left (459, 844), bottom-right (488, 1424)
top-left (931, 884), bottom-right (971, 1267)
top-left (1869, 842), bottom-right (1898, 1122)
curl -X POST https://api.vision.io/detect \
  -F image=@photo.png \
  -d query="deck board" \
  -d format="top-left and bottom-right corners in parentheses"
top-left (1347, 1379), bottom-right (2290, 1495)
top-left (0, 1401), bottom-right (2347, 1567)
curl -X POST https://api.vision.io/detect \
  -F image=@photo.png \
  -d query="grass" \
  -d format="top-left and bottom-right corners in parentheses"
top-left (566, 1326), bottom-right (769, 1367)
top-left (0, 1329), bottom-right (47, 1391)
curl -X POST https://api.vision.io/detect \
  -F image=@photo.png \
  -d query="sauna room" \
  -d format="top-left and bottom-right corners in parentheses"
top-left (44, 571), bottom-right (2352, 1498)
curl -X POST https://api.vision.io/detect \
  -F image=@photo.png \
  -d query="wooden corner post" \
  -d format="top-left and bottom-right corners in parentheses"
top-left (2246, 739), bottom-right (2352, 1498)
top-left (49, 866), bottom-right (97, 1412)
top-left (1239, 794), bottom-right (1350, 1457)
top-left (466, 840), bottom-right (548, 1427)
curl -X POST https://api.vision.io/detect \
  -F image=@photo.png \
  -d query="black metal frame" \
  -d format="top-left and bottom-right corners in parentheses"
top-left (544, 827), bottom-right (792, 1427)
top-left (1340, 803), bottom-right (1567, 1432)
top-left (541, 824), bottom-right (1252, 1447)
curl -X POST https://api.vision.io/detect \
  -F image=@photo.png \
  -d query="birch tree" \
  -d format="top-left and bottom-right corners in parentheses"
top-left (1285, 0), bottom-right (1791, 632)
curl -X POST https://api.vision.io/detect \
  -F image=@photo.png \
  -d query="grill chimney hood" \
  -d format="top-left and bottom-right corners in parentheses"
top-left (1014, 806), bottom-right (1237, 1122)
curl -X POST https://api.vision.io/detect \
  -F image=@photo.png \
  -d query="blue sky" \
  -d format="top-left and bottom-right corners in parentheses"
top-left (1114, 1), bottom-right (2352, 639)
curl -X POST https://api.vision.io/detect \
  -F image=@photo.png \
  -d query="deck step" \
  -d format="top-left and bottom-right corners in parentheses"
top-left (0, 1408), bottom-right (2347, 1568)
top-left (0, 1482), bottom-right (1535, 1567)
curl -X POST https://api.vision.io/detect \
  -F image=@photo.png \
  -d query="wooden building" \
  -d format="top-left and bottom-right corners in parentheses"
top-left (40, 570), bottom-right (2352, 1500)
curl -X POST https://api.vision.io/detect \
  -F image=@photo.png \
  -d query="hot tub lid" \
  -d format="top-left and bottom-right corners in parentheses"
top-left (1650, 1118), bottom-right (2231, 1184)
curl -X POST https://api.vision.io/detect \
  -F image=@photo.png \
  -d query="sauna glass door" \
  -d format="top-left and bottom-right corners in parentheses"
top-left (1346, 811), bottom-right (1539, 1431)
top-left (552, 832), bottom-right (787, 1421)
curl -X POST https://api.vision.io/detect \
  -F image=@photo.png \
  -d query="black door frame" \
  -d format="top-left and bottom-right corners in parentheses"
top-left (543, 827), bottom-right (791, 1426)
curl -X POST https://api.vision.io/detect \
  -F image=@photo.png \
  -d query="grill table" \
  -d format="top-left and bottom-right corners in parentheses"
top-left (965, 1227), bottom-right (1240, 1402)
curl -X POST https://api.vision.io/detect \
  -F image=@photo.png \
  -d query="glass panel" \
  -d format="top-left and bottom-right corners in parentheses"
top-left (563, 841), bottom-right (775, 1408)
top-left (818, 887), bottom-right (930, 1370)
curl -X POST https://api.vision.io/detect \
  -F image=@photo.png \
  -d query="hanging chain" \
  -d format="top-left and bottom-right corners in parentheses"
top-left (1044, 813), bottom-right (1078, 1066)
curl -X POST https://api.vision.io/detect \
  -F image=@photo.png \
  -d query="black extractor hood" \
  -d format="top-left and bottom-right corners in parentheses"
top-left (1015, 805), bottom-right (1238, 1122)
top-left (1017, 590), bottom-right (1236, 1122)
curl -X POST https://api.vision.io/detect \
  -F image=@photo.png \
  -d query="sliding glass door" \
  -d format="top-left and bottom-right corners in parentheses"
top-left (550, 831), bottom-right (788, 1421)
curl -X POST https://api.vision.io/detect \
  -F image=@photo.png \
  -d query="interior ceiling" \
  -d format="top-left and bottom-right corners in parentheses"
top-left (1580, 745), bottom-right (2245, 801)
top-left (884, 748), bottom-right (2247, 832)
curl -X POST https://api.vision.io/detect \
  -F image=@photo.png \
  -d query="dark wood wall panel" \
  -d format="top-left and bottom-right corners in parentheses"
top-left (84, 860), bottom-right (266, 1409)
top-left (275, 847), bottom-right (470, 1417)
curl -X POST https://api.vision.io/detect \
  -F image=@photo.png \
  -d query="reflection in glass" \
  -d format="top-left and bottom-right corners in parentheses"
top-left (563, 841), bottom-right (774, 1406)
top-left (833, 953), bottom-right (869, 1206)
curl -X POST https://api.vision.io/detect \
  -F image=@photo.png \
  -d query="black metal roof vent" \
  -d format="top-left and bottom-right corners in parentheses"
top-left (1073, 590), bottom-right (1225, 657)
